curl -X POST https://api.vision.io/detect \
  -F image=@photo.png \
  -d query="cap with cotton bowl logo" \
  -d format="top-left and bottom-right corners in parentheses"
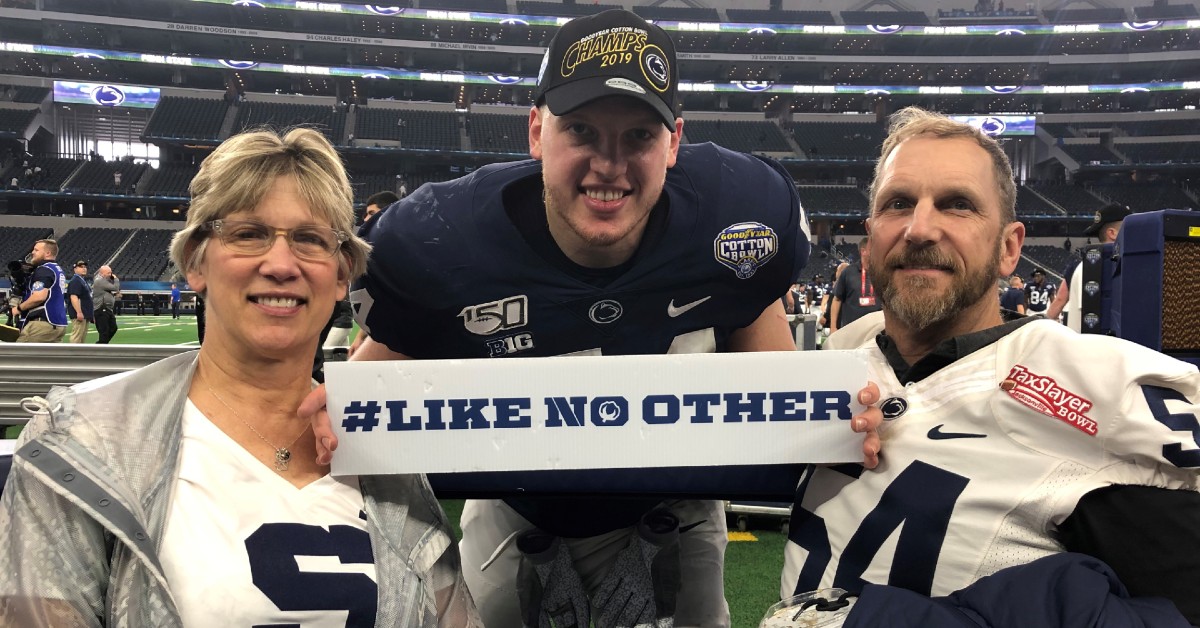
top-left (534, 9), bottom-right (678, 128)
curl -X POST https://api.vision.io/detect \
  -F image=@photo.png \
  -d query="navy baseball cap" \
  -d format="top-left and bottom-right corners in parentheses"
top-left (1083, 203), bottom-right (1132, 236)
top-left (534, 9), bottom-right (678, 128)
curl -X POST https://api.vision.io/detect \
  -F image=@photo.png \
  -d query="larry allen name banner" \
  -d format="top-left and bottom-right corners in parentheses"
top-left (325, 350), bottom-right (868, 476)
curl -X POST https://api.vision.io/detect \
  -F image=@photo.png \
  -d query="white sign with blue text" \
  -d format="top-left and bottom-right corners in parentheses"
top-left (325, 350), bottom-right (868, 476)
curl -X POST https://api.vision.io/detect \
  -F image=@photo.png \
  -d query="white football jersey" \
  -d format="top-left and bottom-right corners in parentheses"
top-left (782, 319), bottom-right (1200, 598)
top-left (161, 401), bottom-right (378, 627)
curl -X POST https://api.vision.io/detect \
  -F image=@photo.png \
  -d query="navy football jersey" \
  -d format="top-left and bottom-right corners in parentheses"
top-left (355, 143), bottom-right (809, 361)
top-left (1024, 281), bottom-right (1056, 314)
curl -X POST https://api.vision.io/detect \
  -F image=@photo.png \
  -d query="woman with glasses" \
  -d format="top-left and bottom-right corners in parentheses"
top-left (0, 128), bottom-right (479, 627)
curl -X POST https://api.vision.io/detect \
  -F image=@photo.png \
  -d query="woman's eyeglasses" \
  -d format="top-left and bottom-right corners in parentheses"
top-left (204, 219), bottom-right (347, 260)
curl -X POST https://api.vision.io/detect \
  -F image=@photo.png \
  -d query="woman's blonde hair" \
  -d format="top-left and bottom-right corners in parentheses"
top-left (169, 127), bottom-right (371, 281)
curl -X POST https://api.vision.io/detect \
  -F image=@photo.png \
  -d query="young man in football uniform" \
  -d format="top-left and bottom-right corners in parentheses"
top-left (782, 107), bottom-right (1200, 623)
top-left (304, 9), bottom-right (885, 628)
top-left (1023, 267), bottom-right (1055, 316)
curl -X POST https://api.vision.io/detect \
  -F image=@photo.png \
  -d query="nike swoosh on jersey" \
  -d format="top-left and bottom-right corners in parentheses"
top-left (667, 296), bottom-right (712, 318)
top-left (927, 424), bottom-right (988, 440)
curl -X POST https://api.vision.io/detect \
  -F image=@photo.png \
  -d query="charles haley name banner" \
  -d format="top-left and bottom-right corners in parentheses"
top-left (325, 350), bottom-right (868, 476)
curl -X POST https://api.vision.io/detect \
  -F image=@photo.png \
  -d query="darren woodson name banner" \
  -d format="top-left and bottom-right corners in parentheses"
top-left (325, 350), bottom-right (868, 476)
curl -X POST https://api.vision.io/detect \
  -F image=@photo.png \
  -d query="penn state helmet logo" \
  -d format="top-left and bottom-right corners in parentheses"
top-left (640, 46), bottom-right (670, 93)
top-left (500, 17), bottom-right (529, 26)
top-left (1120, 87), bottom-right (1150, 94)
top-left (73, 52), bottom-right (105, 60)
top-left (865, 88), bottom-right (891, 96)
top-left (880, 397), bottom-right (908, 420)
top-left (868, 24), bottom-right (903, 34)
top-left (714, 222), bottom-right (779, 279)
top-left (979, 117), bottom-right (1007, 136)
top-left (1085, 280), bottom-right (1100, 297)
top-left (231, 0), bottom-right (265, 6)
top-left (1122, 21), bottom-right (1161, 30)
top-left (219, 59), bottom-right (259, 70)
top-left (366, 5), bottom-right (404, 15)
top-left (91, 85), bottom-right (125, 107)
top-left (488, 74), bottom-right (523, 85)
top-left (360, 72), bottom-right (389, 79)
top-left (996, 28), bottom-right (1026, 36)
top-left (734, 80), bottom-right (773, 92)
top-left (986, 85), bottom-right (1021, 94)
top-left (747, 27), bottom-right (777, 35)
top-left (588, 300), bottom-right (623, 324)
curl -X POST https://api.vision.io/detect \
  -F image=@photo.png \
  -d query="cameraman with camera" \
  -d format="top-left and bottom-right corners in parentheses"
top-left (12, 239), bottom-right (67, 343)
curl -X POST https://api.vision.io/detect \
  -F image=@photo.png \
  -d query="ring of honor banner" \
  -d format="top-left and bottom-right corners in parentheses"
top-left (325, 350), bottom-right (868, 476)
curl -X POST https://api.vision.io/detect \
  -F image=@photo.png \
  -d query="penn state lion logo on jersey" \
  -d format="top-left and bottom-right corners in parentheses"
top-left (714, 222), bottom-right (778, 279)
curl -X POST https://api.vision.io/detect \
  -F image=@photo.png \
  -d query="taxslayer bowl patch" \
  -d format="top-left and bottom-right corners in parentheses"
top-left (714, 222), bottom-right (778, 279)
top-left (1000, 365), bottom-right (1098, 436)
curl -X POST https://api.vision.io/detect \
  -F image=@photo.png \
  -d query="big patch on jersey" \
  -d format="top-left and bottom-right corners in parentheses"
top-left (1001, 365), bottom-right (1098, 436)
top-left (714, 222), bottom-right (778, 279)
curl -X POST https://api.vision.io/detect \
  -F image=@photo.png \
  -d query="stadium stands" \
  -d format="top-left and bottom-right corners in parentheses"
top-left (0, 109), bottom-right (36, 138)
top-left (354, 108), bottom-right (460, 151)
top-left (65, 160), bottom-right (150, 194)
top-left (684, 120), bottom-right (792, 154)
top-left (791, 122), bottom-right (884, 161)
top-left (0, 84), bottom-right (49, 104)
top-left (1022, 245), bottom-right (1077, 278)
top-left (141, 164), bottom-right (197, 198)
top-left (113, 229), bottom-right (175, 281)
top-left (0, 157), bottom-right (81, 192)
top-left (54, 227), bottom-right (132, 269)
top-left (468, 114), bottom-right (529, 154)
top-left (633, 5), bottom-right (721, 21)
top-left (1134, 3), bottom-right (1199, 18)
top-left (795, 186), bottom-right (869, 217)
top-left (0, 226), bottom-right (53, 269)
top-left (1044, 7), bottom-right (1128, 22)
top-left (142, 97), bottom-right (229, 142)
top-left (1029, 183), bottom-right (1106, 215)
top-left (1060, 143), bottom-right (1121, 165)
top-left (1117, 143), bottom-right (1200, 165)
top-left (1091, 183), bottom-right (1198, 212)
top-left (433, 0), bottom-right (507, 12)
top-left (234, 102), bottom-right (346, 144)
top-left (1016, 186), bottom-right (1064, 217)
top-left (1112, 119), bottom-right (1200, 137)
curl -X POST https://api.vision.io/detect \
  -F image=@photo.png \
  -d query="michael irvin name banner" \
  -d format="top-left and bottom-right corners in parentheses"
top-left (325, 350), bottom-right (868, 476)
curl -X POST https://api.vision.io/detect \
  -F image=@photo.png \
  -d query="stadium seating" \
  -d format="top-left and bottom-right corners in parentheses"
top-left (64, 160), bottom-right (150, 194)
top-left (140, 164), bottom-right (198, 198)
top-left (0, 157), bottom-right (81, 192)
top-left (1091, 183), bottom-right (1198, 212)
top-left (1134, 3), bottom-right (1199, 19)
top-left (1112, 119), bottom-right (1200, 137)
top-left (468, 114), bottom-right (529, 154)
top-left (1029, 183), bottom-right (1106, 215)
top-left (0, 226), bottom-right (53, 269)
top-left (234, 102), bottom-right (346, 144)
top-left (795, 186), bottom-right (870, 217)
top-left (1116, 143), bottom-right (1200, 165)
top-left (113, 229), bottom-right (175, 281)
top-left (794, 246), bottom-right (846, 284)
top-left (633, 5), bottom-right (720, 21)
top-left (142, 97), bottom-right (229, 142)
top-left (432, 0), bottom-right (507, 12)
top-left (54, 227), bottom-right (133, 269)
top-left (0, 109), bottom-right (36, 138)
top-left (1016, 186), bottom-right (1063, 217)
top-left (1022, 245), bottom-right (1077, 278)
top-left (684, 120), bottom-right (792, 154)
top-left (0, 84), bottom-right (49, 104)
top-left (1043, 7), bottom-right (1127, 22)
top-left (355, 108), bottom-right (460, 151)
top-left (1060, 143), bottom-right (1121, 166)
top-left (791, 122), bottom-right (884, 161)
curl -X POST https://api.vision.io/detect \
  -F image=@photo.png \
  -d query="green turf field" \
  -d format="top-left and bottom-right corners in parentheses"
top-left (46, 315), bottom-right (788, 626)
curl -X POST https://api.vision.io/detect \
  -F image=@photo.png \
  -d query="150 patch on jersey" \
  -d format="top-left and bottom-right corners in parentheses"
top-left (1000, 365), bottom-right (1098, 435)
top-left (714, 222), bottom-right (778, 279)
top-left (459, 295), bottom-right (529, 335)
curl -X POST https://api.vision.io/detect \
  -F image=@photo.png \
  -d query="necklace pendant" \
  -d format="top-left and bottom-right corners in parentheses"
top-left (275, 448), bottom-right (291, 471)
